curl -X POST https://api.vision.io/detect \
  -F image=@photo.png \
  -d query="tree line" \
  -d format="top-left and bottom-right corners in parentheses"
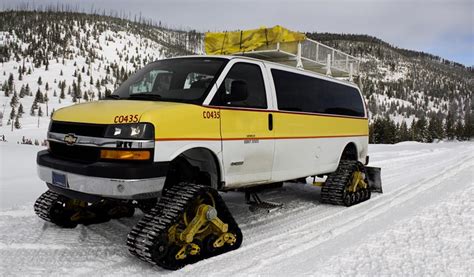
top-left (369, 112), bottom-right (473, 144)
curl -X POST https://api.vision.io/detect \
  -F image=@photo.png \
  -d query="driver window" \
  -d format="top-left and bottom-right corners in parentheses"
top-left (211, 63), bottom-right (267, 109)
top-left (129, 70), bottom-right (172, 94)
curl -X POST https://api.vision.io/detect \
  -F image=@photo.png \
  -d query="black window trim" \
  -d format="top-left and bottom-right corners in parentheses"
top-left (269, 67), bottom-right (367, 119)
top-left (208, 60), bottom-right (270, 110)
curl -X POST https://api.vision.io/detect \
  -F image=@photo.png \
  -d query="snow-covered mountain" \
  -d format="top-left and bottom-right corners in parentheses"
top-left (0, 11), bottom-right (201, 143)
top-left (0, 11), bottom-right (472, 144)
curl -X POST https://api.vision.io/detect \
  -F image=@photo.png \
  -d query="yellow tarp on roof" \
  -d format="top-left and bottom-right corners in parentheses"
top-left (205, 25), bottom-right (306, 55)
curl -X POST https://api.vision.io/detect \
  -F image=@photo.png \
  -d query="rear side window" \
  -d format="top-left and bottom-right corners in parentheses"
top-left (271, 69), bottom-right (365, 117)
top-left (211, 63), bottom-right (267, 109)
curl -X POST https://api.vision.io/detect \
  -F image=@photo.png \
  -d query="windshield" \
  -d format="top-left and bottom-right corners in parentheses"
top-left (112, 58), bottom-right (228, 104)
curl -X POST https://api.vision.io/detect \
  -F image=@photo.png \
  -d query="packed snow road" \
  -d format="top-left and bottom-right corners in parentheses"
top-left (0, 142), bottom-right (473, 276)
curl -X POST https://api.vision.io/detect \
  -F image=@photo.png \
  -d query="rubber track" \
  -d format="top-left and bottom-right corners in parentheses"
top-left (320, 160), bottom-right (367, 206)
top-left (34, 190), bottom-right (134, 227)
top-left (126, 182), bottom-right (242, 270)
top-left (34, 190), bottom-right (63, 222)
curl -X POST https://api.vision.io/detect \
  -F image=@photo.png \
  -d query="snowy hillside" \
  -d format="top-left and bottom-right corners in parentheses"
top-left (0, 11), bottom-right (201, 143)
top-left (0, 140), bottom-right (473, 275)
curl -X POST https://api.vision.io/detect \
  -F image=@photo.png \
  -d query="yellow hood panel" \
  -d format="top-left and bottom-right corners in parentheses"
top-left (52, 100), bottom-right (182, 124)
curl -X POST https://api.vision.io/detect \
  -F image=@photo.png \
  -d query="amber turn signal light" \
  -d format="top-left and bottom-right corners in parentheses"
top-left (100, 149), bottom-right (151, 160)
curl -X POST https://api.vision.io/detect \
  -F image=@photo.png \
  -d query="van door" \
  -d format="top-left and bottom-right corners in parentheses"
top-left (210, 61), bottom-right (274, 187)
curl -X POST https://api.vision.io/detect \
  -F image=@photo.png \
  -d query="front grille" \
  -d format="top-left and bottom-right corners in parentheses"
top-left (50, 121), bottom-right (106, 137)
top-left (49, 141), bottom-right (100, 163)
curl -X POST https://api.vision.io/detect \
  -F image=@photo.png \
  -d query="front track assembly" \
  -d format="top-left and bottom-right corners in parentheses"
top-left (34, 190), bottom-right (135, 228)
top-left (127, 182), bottom-right (242, 270)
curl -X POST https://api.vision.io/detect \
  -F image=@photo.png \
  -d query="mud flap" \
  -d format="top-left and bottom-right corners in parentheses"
top-left (365, 166), bottom-right (383, 193)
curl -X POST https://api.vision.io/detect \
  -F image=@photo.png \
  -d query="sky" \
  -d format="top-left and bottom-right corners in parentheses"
top-left (1, 0), bottom-right (473, 66)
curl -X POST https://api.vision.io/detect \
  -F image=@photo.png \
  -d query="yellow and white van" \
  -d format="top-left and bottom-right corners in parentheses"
top-left (34, 55), bottom-right (377, 269)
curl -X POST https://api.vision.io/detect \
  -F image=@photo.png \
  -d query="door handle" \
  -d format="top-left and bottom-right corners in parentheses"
top-left (268, 114), bottom-right (273, 131)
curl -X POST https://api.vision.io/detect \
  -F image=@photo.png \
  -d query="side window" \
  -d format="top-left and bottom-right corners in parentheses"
top-left (211, 63), bottom-right (267, 109)
top-left (322, 82), bottom-right (365, 117)
top-left (271, 69), bottom-right (365, 117)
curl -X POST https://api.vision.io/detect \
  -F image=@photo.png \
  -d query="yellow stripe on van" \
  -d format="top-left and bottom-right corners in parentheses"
top-left (52, 101), bottom-right (367, 141)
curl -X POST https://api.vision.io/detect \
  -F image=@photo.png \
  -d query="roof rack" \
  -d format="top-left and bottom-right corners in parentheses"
top-left (204, 26), bottom-right (360, 80)
top-left (234, 38), bottom-right (360, 80)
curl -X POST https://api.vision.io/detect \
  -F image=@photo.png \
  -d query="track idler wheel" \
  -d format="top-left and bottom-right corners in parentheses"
top-left (127, 183), bottom-right (243, 270)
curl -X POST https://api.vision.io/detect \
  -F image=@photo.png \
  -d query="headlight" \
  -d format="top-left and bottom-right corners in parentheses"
top-left (104, 123), bottom-right (154, 139)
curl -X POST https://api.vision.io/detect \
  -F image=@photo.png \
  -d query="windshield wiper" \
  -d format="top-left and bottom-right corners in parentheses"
top-left (105, 94), bottom-right (120, 100)
top-left (128, 93), bottom-right (162, 101)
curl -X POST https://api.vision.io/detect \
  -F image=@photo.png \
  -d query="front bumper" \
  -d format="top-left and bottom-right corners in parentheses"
top-left (37, 150), bottom-right (169, 200)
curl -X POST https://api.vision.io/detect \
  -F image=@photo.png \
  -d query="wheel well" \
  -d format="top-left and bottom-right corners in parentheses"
top-left (165, 148), bottom-right (221, 190)
top-left (341, 143), bottom-right (358, 161)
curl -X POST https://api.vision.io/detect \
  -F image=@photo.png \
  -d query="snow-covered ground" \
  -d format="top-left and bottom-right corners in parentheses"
top-left (0, 140), bottom-right (473, 276)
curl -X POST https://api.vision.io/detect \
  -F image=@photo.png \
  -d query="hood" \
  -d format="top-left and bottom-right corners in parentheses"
top-left (52, 100), bottom-right (184, 124)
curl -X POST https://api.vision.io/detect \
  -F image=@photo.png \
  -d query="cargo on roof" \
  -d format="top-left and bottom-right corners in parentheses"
top-left (205, 25), bottom-right (306, 55)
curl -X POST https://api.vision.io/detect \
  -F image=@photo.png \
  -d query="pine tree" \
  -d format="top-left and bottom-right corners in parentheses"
top-left (445, 111), bottom-right (456, 140)
top-left (3, 83), bottom-right (9, 97)
top-left (7, 73), bottom-right (14, 92)
top-left (427, 115), bottom-right (444, 142)
top-left (9, 108), bottom-right (16, 120)
top-left (45, 82), bottom-right (49, 91)
top-left (36, 88), bottom-right (45, 103)
top-left (455, 119), bottom-right (464, 140)
top-left (463, 110), bottom-right (473, 140)
top-left (414, 116), bottom-right (428, 142)
top-left (14, 115), bottom-right (21, 129)
top-left (17, 103), bottom-right (24, 117)
top-left (25, 84), bottom-right (31, 96)
top-left (19, 85), bottom-right (26, 98)
top-left (10, 91), bottom-right (19, 108)
top-left (399, 120), bottom-right (410, 141)
top-left (37, 76), bottom-right (42, 86)
top-left (38, 106), bottom-right (43, 117)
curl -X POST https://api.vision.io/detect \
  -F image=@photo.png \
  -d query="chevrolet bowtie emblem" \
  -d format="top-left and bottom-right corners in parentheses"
top-left (64, 133), bottom-right (78, 146)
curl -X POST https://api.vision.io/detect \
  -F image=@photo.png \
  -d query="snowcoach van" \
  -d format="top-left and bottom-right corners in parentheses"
top-left (34, 26), bottom-right (381, 270)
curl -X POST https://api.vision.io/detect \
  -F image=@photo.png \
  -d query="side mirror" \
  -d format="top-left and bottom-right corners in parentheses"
top-left (223, 80), bottom-right (248, 103)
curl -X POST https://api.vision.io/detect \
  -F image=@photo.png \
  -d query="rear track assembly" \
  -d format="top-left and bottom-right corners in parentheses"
top-left (320, 160), bottom-right (371, 206)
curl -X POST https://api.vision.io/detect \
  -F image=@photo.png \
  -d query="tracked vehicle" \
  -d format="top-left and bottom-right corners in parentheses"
top-left (34, 26), bottom-right (382, 270)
